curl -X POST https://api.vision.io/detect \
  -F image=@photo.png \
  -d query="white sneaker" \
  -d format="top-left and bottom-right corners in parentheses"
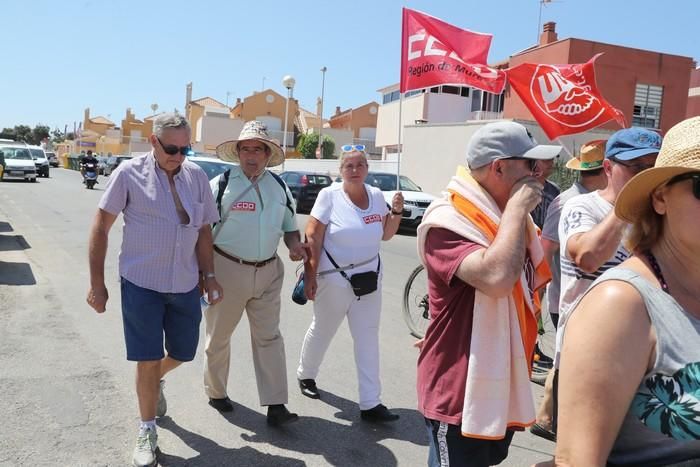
top-left (156, 380), bottom-right (167, 417)
top-left (132, 426), bottom-right (157, 467)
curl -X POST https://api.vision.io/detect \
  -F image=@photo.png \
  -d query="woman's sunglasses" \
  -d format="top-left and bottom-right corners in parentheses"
top-left (157, 137), bottom-right (193, 156)
top-left (666, 172), bottom-right (700, 199)
top-left (341, 144), bottom-right (366, 153)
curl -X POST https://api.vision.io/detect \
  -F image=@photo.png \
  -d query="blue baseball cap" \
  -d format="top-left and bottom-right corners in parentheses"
top-left (605, 127), bottom-right (662, 161)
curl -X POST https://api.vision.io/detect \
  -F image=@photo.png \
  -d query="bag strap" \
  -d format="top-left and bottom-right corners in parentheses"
top-left (322, 250), bottom-right (380, 279)
top-left (268, 171), bottom-right (295, 216)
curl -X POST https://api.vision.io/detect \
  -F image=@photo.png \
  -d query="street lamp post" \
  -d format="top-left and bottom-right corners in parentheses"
top-left (317, 66), bottom-right (327, 159)
top-left (281, 75), bottom-right (296, 171)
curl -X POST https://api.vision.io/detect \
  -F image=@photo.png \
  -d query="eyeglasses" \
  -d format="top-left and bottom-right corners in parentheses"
top-left (157, 137), bottom-right (192, 156)
top-left (610, 157), bottom-right (654, 174)
top-left (502, 157), bottom-right (539, 172)
top-left (666, 172), bottom-right (700, 200)
top-left (341, 144), bottom-right (366, 153)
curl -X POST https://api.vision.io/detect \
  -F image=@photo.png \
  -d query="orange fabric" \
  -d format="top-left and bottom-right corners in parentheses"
top-left (448, 189), bottom-right (539, 367)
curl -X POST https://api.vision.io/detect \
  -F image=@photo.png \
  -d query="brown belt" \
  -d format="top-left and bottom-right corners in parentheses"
top-left (214, 245), bottom-right (277, 268)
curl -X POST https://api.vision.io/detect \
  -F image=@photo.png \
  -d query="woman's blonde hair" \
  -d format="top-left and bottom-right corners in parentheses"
top-left (339, 149), bottom-right (368, 169)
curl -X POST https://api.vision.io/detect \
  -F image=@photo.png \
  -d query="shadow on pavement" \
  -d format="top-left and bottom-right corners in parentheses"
top-left (157, 417), bottom-right (304, 466)
top-left (0, 221), bottom-right (13, 233)
top-left (192, 391), bottom-right (428, 467)
top-left (0, 261), bottom-right (36, 285)
top-left (0, 234), bottom-right (31, 252)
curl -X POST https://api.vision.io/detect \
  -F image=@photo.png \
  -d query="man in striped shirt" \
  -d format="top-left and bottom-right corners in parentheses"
top-left (86, 113), bottom-right (222, 467)
top-left (555, 128), bottom-right (661, 370)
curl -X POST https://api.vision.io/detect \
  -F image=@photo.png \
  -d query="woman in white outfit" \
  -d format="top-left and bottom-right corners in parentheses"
top-left (296, 145), bottom-right (404, 422)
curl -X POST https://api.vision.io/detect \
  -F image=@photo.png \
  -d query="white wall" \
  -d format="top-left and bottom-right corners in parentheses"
top-left (400, 119), bottom-right (617, 197)
top-left (424, 93), bottom-right (471, 124)
top-left (375, 94), bottom-right (426, 147)
top-left (308, 128), bottom-right (354, 154)
top-left (192, 116), bottom-right (244, 153)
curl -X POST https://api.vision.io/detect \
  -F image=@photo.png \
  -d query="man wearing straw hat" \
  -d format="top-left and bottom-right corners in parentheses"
top-left (530, 139), bottom-right (608, 442)
top-left (203, 120), bottom-right (308, 426)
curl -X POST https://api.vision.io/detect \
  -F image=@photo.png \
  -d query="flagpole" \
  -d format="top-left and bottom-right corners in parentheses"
top-left (396, 91), bottom-right (404, 190)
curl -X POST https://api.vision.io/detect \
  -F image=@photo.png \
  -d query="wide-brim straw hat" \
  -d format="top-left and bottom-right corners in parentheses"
top-left (216, 120), bottom-right (284, 167)
top-left (566, 139), bottom-right (606, 171)
top-left (616, 117), bottom-right (700, 223)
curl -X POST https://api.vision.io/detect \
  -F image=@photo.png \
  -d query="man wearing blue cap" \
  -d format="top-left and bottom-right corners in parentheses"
top-left (553, 127), bottom-right (660, 383)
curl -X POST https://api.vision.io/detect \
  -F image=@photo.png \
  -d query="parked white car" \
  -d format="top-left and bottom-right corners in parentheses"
top-left (27, 145), bottom-right (50, 177)
top-left (0, 143), bottom-right (37, 182)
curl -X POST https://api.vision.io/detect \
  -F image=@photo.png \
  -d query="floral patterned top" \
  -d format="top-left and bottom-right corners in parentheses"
top-left (565, 268), bottom-right (700, 466)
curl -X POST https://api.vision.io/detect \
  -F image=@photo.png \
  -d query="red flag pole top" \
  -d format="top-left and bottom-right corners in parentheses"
top-left (400, 8), bottom-right (506, 94)
top-left (506, 53), bottom-right (626, 140)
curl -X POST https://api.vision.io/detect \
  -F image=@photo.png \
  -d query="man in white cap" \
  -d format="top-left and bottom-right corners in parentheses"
top-left (416, 121), bottom-right (559, 466)
top-left (203, 121), bottom-right (308, 426)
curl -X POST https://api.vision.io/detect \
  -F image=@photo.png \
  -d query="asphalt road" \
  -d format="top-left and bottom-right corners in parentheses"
top-left (0, 168), bottom-right (555, 466)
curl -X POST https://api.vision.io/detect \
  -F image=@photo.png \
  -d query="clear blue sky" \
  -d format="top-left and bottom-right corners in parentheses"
top-left (2, 0), bottom-right (698, 132)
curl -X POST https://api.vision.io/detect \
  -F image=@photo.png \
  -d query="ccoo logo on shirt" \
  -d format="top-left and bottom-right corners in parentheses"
top-left (231, 201), bottom-right (256, 211)
top-left (363, 214), bottom-right (382, 224)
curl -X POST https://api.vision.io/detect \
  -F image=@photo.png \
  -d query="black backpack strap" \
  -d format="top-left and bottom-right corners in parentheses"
top-left (214, 168), bottom-right (231, 227)
top-left (268, 171), bottom-right (295, 216)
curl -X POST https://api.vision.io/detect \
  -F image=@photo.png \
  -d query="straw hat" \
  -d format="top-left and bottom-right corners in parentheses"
top-left (566, 140), bottom-right (605, 171)
top-left (616, 117), bottom-right (700, 223)
top-left (216, 120), bottom-right (284, 166)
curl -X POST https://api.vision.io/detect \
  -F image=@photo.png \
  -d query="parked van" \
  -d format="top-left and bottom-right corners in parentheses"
top-left (0, 143), bottom-right (37, 182)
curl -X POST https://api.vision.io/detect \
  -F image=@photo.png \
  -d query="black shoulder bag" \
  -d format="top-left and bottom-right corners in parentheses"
top-left (325, 250), bottom-right (381, 298)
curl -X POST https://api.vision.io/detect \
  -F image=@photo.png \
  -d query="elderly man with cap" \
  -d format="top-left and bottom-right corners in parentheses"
top-left (416, 121), bottom-right (559, 467)
top-left (203, 121), bottom-right (308, 426)
top-left (529, 139), bottom-right (609, 442)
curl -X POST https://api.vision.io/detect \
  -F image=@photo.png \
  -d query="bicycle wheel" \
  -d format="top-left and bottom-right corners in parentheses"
top-left (402, 265), bottom-right (431, 339)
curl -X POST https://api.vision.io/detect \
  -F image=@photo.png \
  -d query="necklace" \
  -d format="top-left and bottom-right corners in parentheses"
top-left (644, 250), bottom-right (670, 295)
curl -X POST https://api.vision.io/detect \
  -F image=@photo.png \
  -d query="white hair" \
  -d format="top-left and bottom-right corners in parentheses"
top-left (153, 112), bottom-right (190, 137)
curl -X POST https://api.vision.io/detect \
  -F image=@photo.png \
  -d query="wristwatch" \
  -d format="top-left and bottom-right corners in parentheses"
top-left (391, 208), bottom-right (403, 215)
top-left (204, 272), bottom-right (216, 279)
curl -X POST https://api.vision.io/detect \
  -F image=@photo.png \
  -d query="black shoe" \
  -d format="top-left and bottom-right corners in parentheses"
top-left (266, 404), bottom-right (299, 426)
top-left (298, 379), bottom-right (321, 399)
top-left (208, 397), bottom-right (234, 413)
top-left (360, 404), bottom-right (400, 423)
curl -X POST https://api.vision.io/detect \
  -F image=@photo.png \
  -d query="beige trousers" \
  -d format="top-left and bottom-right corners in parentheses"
top-left (203, 251), bottom-right (288, 405)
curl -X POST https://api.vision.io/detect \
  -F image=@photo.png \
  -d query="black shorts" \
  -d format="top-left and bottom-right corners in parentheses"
top-left (425, 418), bottom-right (515, 467)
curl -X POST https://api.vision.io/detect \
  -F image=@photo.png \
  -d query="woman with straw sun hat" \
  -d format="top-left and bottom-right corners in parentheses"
top-left (548, 117), bottom-right (700, 466)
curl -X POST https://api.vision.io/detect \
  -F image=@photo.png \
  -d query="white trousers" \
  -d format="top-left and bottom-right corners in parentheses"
top-left (297, 276), bottom-right (382, 410)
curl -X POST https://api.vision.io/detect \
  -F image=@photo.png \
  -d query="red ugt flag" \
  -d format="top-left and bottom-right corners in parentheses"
top-left (400, 8), bottom-right (506, 94)
top-left (507, 54), bottom-right (626, 140)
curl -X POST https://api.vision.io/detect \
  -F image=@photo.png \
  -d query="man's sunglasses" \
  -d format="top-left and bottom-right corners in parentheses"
top-left (502, 157), bottom-right (539, 172)
top-left (610, 157), bottom-right (654, 174)
top-left (341, 144), bottom-right (366, 153)
top-left (157, 137), bottom-right (193, 156)
top-left (666, 172), bottom-right (700, 199)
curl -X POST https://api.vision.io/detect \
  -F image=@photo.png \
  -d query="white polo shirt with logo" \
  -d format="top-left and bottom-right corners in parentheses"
top-left (212, 166), bottom-right (297, 261)
top-left (311, 183), bottom-right (388, 286)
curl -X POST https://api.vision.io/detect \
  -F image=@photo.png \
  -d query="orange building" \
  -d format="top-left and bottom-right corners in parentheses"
top-left (504, 22), bottom-right (695, 134)
top-left (329, 101), bottom-right (379, 139)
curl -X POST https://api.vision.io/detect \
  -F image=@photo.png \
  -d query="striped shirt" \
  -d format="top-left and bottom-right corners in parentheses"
top-left (553, 190), bottom-right (629, 367)
top-left (98, 153), bottom-right (219, 293)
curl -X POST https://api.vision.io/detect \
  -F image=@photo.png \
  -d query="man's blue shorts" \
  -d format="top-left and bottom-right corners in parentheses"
top-left (120, 278), bottom-right (201, 362)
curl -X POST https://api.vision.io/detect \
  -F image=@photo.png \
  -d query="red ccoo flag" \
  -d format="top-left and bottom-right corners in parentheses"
top-left (507, 54), bottom-right (626, 140)
top-left (400, 8), bottom-right (506, 94)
